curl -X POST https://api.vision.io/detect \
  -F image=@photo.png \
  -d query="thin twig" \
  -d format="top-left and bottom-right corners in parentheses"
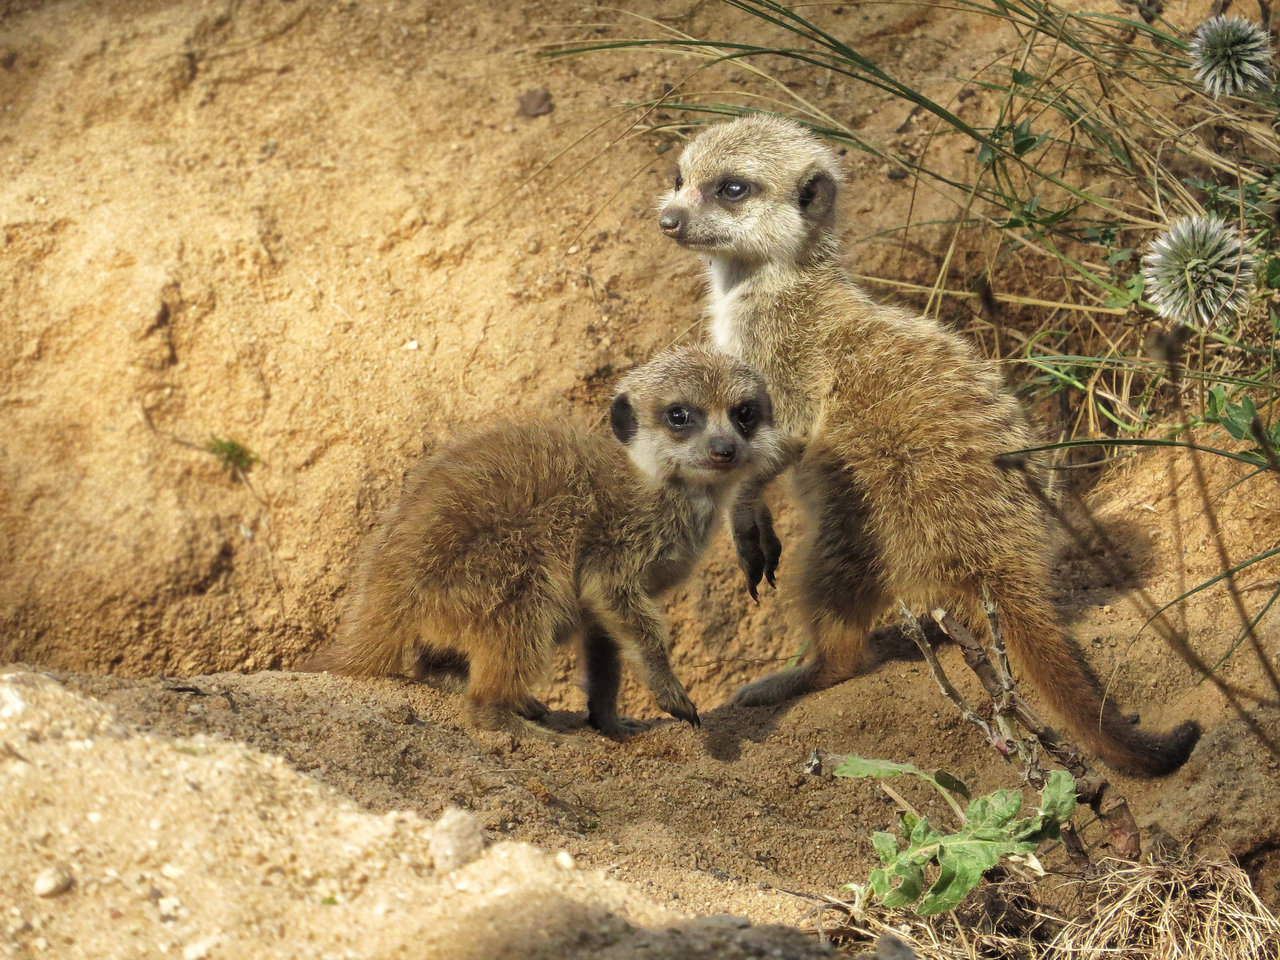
top-left (894, 600), bottom-right (1002, 752)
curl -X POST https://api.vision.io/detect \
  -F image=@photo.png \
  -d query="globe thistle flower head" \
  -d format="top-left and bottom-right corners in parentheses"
top-left (1190, 15), bottom-right (1274, 99)
top-left (1141, 215), bottom-right (1257, 329)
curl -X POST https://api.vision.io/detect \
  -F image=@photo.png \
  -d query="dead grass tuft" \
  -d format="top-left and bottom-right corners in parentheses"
top-left (1050, 857), bottom-right (1280, 960)
top-left (811, 856), bottom-right (1279, 960)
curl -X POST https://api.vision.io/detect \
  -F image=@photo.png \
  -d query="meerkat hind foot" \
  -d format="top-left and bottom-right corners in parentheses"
top-left (588, 712), bottom-right (648, 738)
top-left (516, 695), bottom-right (551, 721)
top-left (470, 703), bottom-right (564, 742)
top-left (730, 661), bottom-right (826, 708)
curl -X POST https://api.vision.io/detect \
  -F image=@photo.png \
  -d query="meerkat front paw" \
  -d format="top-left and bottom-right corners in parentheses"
top-left (732, 501), bottom-right (783, 601)
top-left (654, 682), bottom-right (701, 728)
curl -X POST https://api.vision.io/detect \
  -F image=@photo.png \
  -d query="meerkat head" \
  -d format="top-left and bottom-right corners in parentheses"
top-left (610, 345), bottom-right (781, 488)
top-left (658, 115), bottom-right (843, 267)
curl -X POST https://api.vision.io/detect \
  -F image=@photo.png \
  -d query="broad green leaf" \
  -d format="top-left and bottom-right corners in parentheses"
top-left (1038, 771), bottom-right (1077, 822)
top-left (909, 816), bottom-right (943, 848)
top-left (932, 770), bottom-right (971, 799)
top-left (872, 831), bottom-right (900, 865)
top-left (833, 756), bottom-right (930, 781)
top-left (881, 861), bottom-right (926, 909)
top-left (968, 788), bottom-right (1022, 828)
top-left (868, 867), bottom-right (890, 898)
top-left (917, 838), bottom-right (1022, 915)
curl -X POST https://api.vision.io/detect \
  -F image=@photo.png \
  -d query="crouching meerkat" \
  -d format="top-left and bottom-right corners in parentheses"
top-left (658, 115), bottom-right (1200, 777)
top-left (305, 345), bottom-right (794, 740)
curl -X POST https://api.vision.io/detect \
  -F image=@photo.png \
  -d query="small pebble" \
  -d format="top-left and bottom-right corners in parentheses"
top-left (555, 850), bottom-right (575, 870)
top-left (182, 934), bottom-right (219, 960)
top-left (33, 867), bottom-right (73, 898)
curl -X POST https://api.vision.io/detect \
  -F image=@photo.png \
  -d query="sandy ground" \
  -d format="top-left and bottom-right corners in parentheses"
top-left (2, 1), bottom-right (1279, 957)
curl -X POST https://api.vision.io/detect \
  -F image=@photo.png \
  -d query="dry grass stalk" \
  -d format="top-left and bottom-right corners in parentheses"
top-left (1049, 857), bottom-right (1280, 960)
top-left (807, 857), bottom-right (1278, 960)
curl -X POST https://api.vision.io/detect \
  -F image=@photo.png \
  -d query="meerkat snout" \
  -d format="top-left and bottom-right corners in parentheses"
top-left (658, 206), bottom-right (687, 239)
top-left (708, 434), bottom-right (737, 465)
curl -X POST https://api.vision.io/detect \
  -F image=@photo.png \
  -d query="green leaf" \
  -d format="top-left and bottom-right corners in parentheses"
top-left (834, 756), bottom-right (928, 780)
top-left (916, 839), bottom-right (1008, 915)
top-left (1011, 68), bottom-right (1036, 86)
top-left (965, 789), bottom-right (1021, 828)
top-left (932, 770), bottom-right (971, 799)
top-left (909, 816), bottom-right (944, 849)
top-left (1038, 771), bottom-right (1077, 822)
top-left (1221, 395), bottom-right (1259, 440)
top-left (872, 831), bottom-right (900, 865)
top-left (881, 861), bottom-right (926, 909)
top-left (868, 867), bottom-right (890, 898)
top-left (1102, 271), bottom-right (1143, 308)
top-left (833, 755), bottom-right (966, 818)
top-left (1264, 257), bottom-right (1280, 289)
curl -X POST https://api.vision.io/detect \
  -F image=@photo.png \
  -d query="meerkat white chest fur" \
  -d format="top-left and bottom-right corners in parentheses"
top-left (706, 259), bottom-right (750, 355)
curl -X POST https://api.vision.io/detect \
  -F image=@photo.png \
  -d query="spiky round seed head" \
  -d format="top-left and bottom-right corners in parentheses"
top-left (1190, 15), bottom-right (1274, 99)
top-left (1141, 215), bottom-right (1257, 329)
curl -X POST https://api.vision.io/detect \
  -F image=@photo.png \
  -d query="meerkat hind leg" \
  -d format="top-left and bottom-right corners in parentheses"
top-left (730, 607), bottom-right (880, 707)
top-left (515, 695), bottom-right (550, 722)
top-left (463, 629), bottom-right (562, 741)
top-left (468, 700), bottom-right (563, 741)
top-left (731, 498), bottom-right (887, 708)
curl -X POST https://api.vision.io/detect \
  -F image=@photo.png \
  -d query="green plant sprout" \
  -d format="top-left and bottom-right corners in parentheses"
top-left (204, 435), bottom-right (259, 475)
top-left (834, 760), bottom-right (1076, 918)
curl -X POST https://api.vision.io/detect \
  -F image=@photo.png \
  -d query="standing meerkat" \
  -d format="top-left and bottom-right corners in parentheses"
top-left (305, 345), bottom-right (793, 740)
top-left (658, 115), bottom-right (1200, 777)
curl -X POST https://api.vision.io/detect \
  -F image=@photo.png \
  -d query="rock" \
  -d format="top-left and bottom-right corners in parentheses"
top-left (33, 866), bottom-right (73, 897)
top-left (428, 807), bottom-right (485, 874)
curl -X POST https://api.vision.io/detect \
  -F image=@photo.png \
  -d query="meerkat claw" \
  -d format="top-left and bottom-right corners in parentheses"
top-left (657, 689), bottom-right (700, 728)
top-left (731, 516), bottom-right (768, 601)
top-left (758, 506), bottom-right (782, 588)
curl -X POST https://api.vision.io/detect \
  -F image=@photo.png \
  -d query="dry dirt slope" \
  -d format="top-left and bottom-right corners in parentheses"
top-left (2, 1), bottom-right (1279, 957)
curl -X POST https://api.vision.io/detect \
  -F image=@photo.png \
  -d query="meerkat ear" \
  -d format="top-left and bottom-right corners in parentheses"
top-left (610, 393), bottom-right (638, 444)
top-left (797, 170), bottom-right (837, 223)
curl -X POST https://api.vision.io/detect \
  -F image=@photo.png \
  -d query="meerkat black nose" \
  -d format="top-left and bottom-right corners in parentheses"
top-left (659, 206), bottom-right (686, 238)
top-left (708, 436), bottom-right (738, 464)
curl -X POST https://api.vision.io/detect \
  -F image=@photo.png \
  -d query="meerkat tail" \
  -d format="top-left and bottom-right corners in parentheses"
top-left (299, 598), bottom-right (419, 678)
top-left (986, 585), bottom-right (1201, 778)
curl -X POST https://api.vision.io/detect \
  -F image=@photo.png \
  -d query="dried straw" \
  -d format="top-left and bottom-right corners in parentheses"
top-left (811, 856), bottom-right (1279, 960)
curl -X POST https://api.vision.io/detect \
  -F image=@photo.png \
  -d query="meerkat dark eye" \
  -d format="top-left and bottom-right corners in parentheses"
top-left (732, 402), bottom-right (758, 435)
top-left (717, 179), bottom-right (752, 202)
top-left (674, 172), bottom-right (684, 190)
top-left (665, 405), bottom-right (692, 428)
